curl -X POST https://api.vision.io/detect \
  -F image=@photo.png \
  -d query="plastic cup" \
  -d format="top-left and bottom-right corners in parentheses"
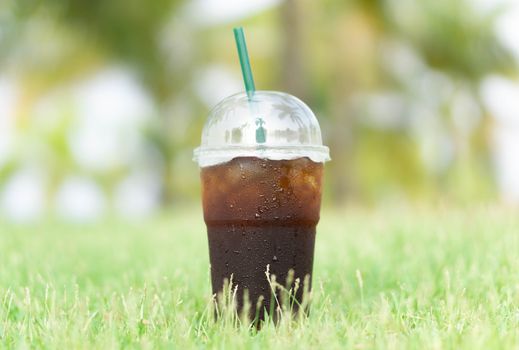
top-left (194, 91), bottom-right (330, 322)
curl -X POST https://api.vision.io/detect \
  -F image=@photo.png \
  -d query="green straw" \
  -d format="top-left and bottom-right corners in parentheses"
top-left (233, 27), bottom-right (256, 99)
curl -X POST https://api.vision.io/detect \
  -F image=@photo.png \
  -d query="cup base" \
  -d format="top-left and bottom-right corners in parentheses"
top-left (207, 223), bottom-right (316, 323)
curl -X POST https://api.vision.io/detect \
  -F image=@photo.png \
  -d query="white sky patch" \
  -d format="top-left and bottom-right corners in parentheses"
top-left (114, 170), bottom-right (162, 218)
top-left (481, 76), bottom-right (519, 126)
top-left (495, 1), bottom-right (519, 60)
top-left (54, 176), bottom-right (106, 222)
top-left (491, 126), bottom-right (519, 203)
top-left (0, 77), bottom-right (17, 166)
top-left (481, 76), bottom-right (519, 203)
top-left (473, 0), bottom-right (519, 60)
top-left (353, 92), bottom-right (408, 130)
top-left (69, 68), bottom-right (155, 171)
top-left (183, 0), bottom-right (281, 26)
top-left (193, 65), bottom-right (243, 108)
top-left (74, 68), bottom-right (154, 126)
top-left (472, 0), bottom-right (507, 12)
top-left (1, 167), bottom-right (46, 222)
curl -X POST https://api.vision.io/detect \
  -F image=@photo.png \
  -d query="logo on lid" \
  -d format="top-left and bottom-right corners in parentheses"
top-left (255, 118), bottom-right (266, 143)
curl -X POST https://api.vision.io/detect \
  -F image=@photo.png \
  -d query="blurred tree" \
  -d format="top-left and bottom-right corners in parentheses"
top-left (0, 0), bottom-right (516, 207)
top-left (279, 0), bottom-right (308, 100)
top-left (3, 0), bottom-right (184, 100)
top-left (1, 0), bottom-right (198, 205)
top-left (293, 0), bottom-right (515, 202)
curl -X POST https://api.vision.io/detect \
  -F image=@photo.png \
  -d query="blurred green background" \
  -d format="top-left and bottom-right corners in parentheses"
top-left (1, 0), bottom-right (519, 221)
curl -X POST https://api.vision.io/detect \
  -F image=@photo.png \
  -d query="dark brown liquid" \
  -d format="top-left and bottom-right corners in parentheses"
top-left (201, 157), bottom-right (323, 321)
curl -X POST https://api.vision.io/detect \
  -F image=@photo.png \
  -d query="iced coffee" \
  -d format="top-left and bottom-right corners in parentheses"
top-left (194, 91), bottom-right (329, 322)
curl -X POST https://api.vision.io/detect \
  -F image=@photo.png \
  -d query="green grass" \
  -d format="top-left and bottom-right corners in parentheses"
top-left (1, 205), bottom-right (518, 349)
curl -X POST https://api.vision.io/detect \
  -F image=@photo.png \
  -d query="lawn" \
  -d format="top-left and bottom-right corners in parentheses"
top-left (1, 205), bottom-right (518, 349)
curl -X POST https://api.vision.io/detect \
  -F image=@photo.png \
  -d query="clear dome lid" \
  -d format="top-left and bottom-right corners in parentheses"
top-left (193, 91), bottom-right (330, 167)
